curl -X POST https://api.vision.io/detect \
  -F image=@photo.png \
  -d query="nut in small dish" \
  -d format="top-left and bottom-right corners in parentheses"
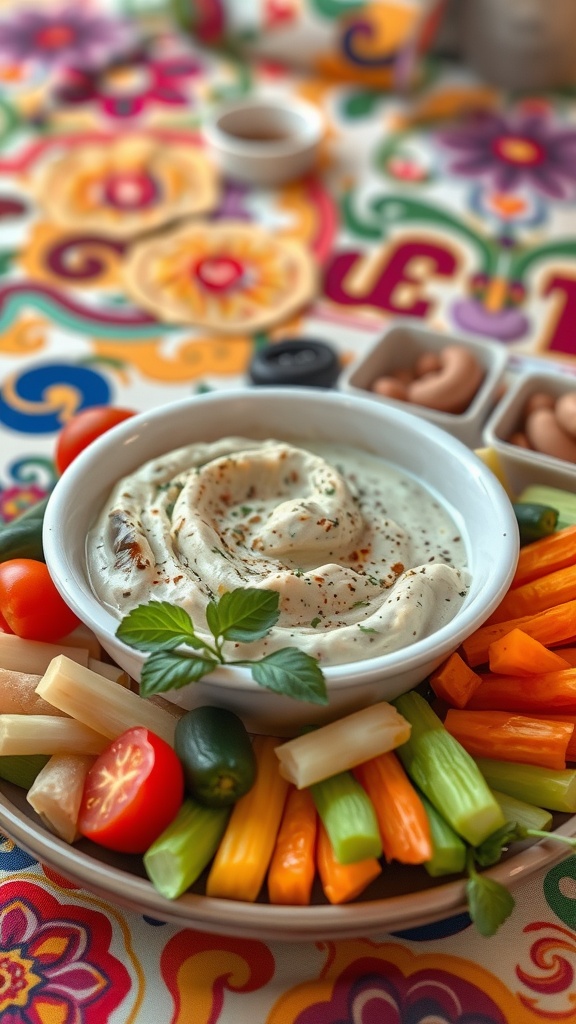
top-left (203, 96), bottom-right (323, 187)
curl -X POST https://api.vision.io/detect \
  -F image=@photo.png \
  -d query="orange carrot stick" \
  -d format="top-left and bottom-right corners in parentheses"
top-left (522, 714), bottom-right (576, 761)
top-left (511, 524), bottom-right (576, 588)
top-left (316, 823), bottom-right (381, 905)
top-left (444, 708), bottom-right (574, 771)
top-left (488, 628), bottom-right (571, 676)
top-left (267, 785), bottom-right (317, 906)
top-left (428, 651), bottom-right (482, 708)
top-left (486, 564), bottom-right (576, 625)
top-left (461, 600), bottom-right (576, 668)
top-left (466, 668), bottom-right (576, 713)
top-left (353, 751), bottom-right (432, 864)
top-left (554, 647), bottom-right (576, 667)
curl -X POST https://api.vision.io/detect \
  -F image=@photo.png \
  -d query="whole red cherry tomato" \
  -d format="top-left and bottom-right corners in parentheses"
top-left (0, 558), bottom-right (80, 641)
top-left (78, 727), bottom-right (185, 854)
top-left (55, 406), bottom-right (136, 475)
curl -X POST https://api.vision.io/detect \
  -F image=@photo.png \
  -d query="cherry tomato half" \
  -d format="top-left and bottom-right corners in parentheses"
top-left (78, 727), bottom-right (185, 854)
top-left (55, 406), bottom-right (136, 475)
top-left (0, 558), bottom-right (80, 641)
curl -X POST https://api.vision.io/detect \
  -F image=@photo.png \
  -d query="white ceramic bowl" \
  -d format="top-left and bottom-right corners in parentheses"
top-left (203, 96), bottom-right (323, 186)
top-left (43, 388), bottom-right (519, 734)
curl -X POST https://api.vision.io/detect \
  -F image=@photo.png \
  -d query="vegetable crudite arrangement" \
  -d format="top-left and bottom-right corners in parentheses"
top-left (2, 403), bottom-right (576, 940)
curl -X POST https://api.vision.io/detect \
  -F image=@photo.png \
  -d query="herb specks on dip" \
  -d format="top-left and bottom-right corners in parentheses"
top-left (87, 437), bottom-right (470, 665)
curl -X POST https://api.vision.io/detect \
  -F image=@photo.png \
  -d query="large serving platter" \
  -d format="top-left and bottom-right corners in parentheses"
top-left (0, 773), bottom-right (574, 941)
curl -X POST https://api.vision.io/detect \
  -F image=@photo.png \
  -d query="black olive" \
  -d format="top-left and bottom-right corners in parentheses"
top-left (248, 338), bottom-right (341, 388)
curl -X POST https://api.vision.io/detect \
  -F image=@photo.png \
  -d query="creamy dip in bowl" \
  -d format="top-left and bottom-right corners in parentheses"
top-left (43, 388), bottom-right (519, 734)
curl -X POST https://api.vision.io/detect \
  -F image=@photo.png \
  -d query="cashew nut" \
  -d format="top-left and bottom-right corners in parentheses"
top-left (414, 351), bottom-right (442, 377)
top-left (554, 391), bottom-right (576, 438)
top-left (372, 376), bottom-right (410, 400)
top-left (524, 407), bottom-right (576, 464)
top-left (406, 344), bottom-right (485, 413)
top-left (524, 391), bottom-right (556, 417)
top-left (508, 430), bottom-right (531, 449)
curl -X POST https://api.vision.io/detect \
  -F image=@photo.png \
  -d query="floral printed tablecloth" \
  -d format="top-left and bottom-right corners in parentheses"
top-left (1, 2), bottom-right (576, 1021)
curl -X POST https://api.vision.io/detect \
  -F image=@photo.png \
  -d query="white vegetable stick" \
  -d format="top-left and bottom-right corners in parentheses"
top-left (0, 715), bottom-right (108, 756)
top-left (60, 624), bottom-right (102, 660)
top-left (0, 634), bottom-right (89, 674)
top-left (27, 753), bottom-right (96, 844)
top-left (87, 658), bottom-right (130, 686)
top-left (275, 701), bottom-right (412, 788)
top-left (36, 655), bottom-right (177, 746)
top-left (0, 668), bottom-right (66, 716)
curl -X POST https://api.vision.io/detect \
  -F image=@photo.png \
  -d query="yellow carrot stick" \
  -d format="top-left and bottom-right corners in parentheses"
top-left (316, 822), bottom-right (381, 905)
top-left (206, 735), bottom-right (289, 902)
top-left (267, 785), bottom-right (317, 906)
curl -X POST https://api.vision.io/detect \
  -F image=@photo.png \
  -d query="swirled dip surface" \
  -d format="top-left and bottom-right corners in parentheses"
top-left (87, 438), bottom-right (470, 665)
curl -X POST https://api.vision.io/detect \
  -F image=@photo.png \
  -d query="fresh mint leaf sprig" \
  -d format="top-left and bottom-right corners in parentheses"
top-left (115, 587), bottom-right (328, 705)
top-left (465, 821), bottom-right (576, 936)
top-left (465, 849), bottom-right (515, 938)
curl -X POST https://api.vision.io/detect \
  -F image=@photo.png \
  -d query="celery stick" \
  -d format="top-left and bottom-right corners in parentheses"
top-left (393, 692), bottom-right (505, 847)
top-left (144, 799), bottom-right (230, 900)
top-left (476, 758), bottom-right (576, 813)
top-left (419, 793), bottom-right (467, 877)
top-left (0, 754), bottom-right (49, 789)
top-left (310, 771), bottom-right (382, 865)
top-left (491, 788), bottom-right (553, 833)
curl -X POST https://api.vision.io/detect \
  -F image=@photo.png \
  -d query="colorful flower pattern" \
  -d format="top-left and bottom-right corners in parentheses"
top-left (267, 941), bottom-right (538, 1024)
top-left (31, 134), bottom-right (219, 239)
top-left (54, 47), bottom-right (203, 121)
top-left (0, 880), bottom-right (131, 1022)
top-left (123, 220), bottom-right (318, 333)
top-left (0, 5), bottom-right (135, 73)
top-left (437, 111), bottom-right (576, 199)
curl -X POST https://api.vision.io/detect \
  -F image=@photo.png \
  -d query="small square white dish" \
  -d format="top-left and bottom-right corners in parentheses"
top-left (339, 321), bottom-right (508, 448)
top-left (483, 368), bottom-right (576, 493)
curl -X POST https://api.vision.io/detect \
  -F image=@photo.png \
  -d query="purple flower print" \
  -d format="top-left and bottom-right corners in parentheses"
top-left (438, 111), bottom-right (576, 199)
top-left (295, 964), bottom-right (508, 1024)
top-left (451, 273), bottom-right (530, 342)
top-left (55, 48), bottom-right (202, 119)
top-left (0, 6), bottom-right (134, 73)
top-left (0, 879), bottom-right (131, 1022)
top-left (452, 298), bottom-right (530, 342)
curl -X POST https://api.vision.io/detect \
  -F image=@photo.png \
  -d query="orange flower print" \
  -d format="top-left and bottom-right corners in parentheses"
top-left (123, 220), bottom-right (317, 334)
top-left (31, 135), bottom-right (219, 238)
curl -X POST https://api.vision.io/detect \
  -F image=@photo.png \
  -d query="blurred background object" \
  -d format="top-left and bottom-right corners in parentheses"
top-left (455, 0), bottom-right (576, 92)
top-left (170, 0), bottom-right (448, 91)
